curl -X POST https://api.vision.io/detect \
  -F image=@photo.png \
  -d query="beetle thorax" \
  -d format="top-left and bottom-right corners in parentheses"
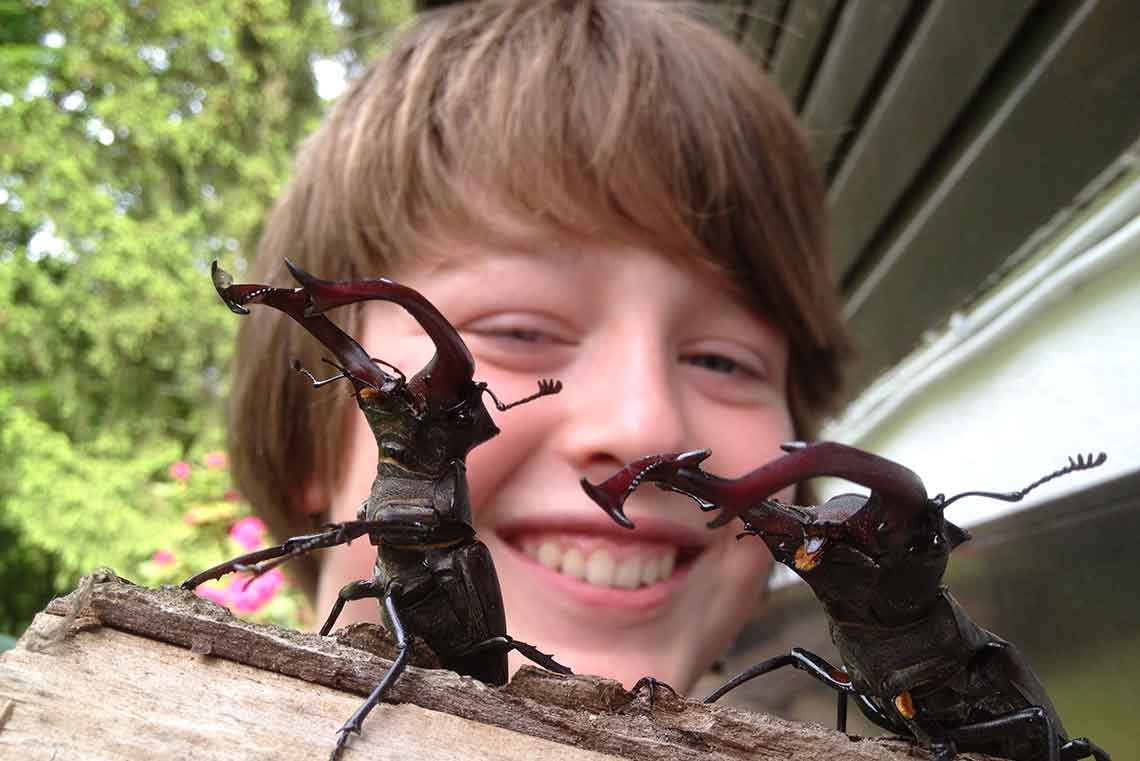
top-left (357, 387), bottom-right (499, 477)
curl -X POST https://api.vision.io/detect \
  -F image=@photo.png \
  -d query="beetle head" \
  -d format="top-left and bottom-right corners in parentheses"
top-left (729, 448), bottom-right (1105, 625)
top-left (740, 491), bottom-right (966, 624)
top-left (434, 383), bottom-right (503, 460)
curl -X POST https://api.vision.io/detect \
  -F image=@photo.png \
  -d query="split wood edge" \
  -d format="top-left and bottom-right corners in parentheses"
top-left (10, 571), bottom-right (997, 760)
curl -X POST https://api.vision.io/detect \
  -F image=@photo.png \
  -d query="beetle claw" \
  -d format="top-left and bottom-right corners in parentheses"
top-left (580, 477), bottom-right (636, 529)
top-left (211, 260), bottom-right (251, 314)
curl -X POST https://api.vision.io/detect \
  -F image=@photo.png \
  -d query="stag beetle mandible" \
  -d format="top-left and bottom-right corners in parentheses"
top-left (183, 260), bottom-right (569, 761)
top-left (582, 441), bottom-right (1110, 761)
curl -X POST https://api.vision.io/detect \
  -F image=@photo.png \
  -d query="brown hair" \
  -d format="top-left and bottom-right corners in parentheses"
top-left (228, 0), bottom-right (854, 595)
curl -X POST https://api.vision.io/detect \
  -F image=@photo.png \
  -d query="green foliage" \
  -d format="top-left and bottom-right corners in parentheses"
top-left (0, 0), bottom-right (412, 637)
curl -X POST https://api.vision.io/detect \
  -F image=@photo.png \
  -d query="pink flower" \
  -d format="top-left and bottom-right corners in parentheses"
top-left (203, 451), bottom-right (227, 470)
top-left (169, 460), bottom-right (191, 482)
top-left (228, 569), bottom-right (285, 614)
top-left (192, 569), bottom-right (284, 615)
top-left (229, 516), bottom-right (267, 551)
top-left (194, 583), bottom-right (232, 607)
top-left (151, 549), bottom-right (176, 567)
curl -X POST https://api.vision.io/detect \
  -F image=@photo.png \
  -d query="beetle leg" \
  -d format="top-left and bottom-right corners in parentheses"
top-left (320, 578), bottom-right (386, 636)
top-left (181, 520), bottom-right (383, 590)
top-left (929, 738), bottom-right (958, 761)
top-left (629, 676), bottom-right (678, 710)
top-left (852, 693), bottom-right (912, 736)
top-left (705, 647), bottom-right (856, 707)
top-left (330, 590), bottom-right (410, 761)
top-left (1060, 737), bottom-right (1111, 761)
top-left (945, 706), bottom-right (1060, 761)
top-left (452, 635), bottom-right (572, 674)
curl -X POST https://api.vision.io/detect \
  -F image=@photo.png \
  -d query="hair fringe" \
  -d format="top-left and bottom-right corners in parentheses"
top-left (230, 0), bottom-right (855, 594)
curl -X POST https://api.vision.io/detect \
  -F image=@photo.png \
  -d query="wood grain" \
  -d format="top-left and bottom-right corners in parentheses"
top-left (0, 572), bottom-right (994, 760)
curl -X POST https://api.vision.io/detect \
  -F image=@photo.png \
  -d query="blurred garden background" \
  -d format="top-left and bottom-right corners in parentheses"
top-left (3, 1), bottom-right (1139, 753)
top-left (0, 0), bottom-right (414, 644)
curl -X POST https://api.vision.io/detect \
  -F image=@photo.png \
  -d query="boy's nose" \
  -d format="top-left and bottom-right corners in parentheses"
top-left (558, 343), bottom-right (688, 474)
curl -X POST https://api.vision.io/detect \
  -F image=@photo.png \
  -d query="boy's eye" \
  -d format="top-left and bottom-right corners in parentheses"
top-left (465, 324), bottom-right (566, 347)
top-left (681, 351), bottom-right (764, 380)
top-left (462, 311), bottom-right (576, 346)
top-left (684, 353), bottom-right (742, 375)
top-left (481, 328), bottom-right (552, 344)
top-left (460, 314), bottom-right (575, 372)
top-left (681, 343), bottom-right (781, 406)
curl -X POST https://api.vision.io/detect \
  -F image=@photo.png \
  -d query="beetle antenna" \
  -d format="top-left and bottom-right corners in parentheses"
top-left (940, 452), bottom-right (1106, 509)
top-left (291, 358), bottom-right (351, 388)
top-left (483, 378), bottom-right (563, 411)
top-left (292, 358), bottom-right (394, 395)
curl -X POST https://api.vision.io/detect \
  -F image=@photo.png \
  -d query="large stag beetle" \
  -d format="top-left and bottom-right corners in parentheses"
top-left (582, 441), bottom-right (1110, 761)
top-left (184, 261), bottom-right (569, 761)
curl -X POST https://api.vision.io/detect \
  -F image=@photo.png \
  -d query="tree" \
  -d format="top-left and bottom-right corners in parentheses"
top-left (0, 0), bottom-right (411, 636)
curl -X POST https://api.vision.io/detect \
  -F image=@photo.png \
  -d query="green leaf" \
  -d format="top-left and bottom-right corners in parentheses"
top-left (0, 0), bottom-right (413, 634)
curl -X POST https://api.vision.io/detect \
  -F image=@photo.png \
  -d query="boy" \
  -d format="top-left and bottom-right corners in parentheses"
top-left (226, 0), bottom-right (852, 693)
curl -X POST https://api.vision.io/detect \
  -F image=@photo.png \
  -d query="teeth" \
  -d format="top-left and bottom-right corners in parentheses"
top-left (561, 547), bottom-right (586, 579)
top-left (522, 537), bottom-right (679, 589)
top-left (614, 556), bottom-right (642, 589)
top-left (537, 541), bottom-right (561, 570)
top-left (640, 556), bottom-right (659, 585)
top-left (585, 549), bottom-right (615, 585)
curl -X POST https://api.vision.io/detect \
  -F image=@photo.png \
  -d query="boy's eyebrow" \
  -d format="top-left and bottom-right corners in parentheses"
top-left (416, 251), bottom-right (514, 278)
top-left (418, 238), bottom-right (584, 276)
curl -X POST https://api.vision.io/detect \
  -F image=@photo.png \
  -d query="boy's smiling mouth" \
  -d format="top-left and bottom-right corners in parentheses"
top-left (494, 515), bottom-right (707, 602)
top-left (517, 534), bottom-right (685, 588)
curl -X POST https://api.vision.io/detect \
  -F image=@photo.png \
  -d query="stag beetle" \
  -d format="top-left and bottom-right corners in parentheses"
top-left (582, 442), bottom-right (1110, 761)
top-left (183, 260), bottom-right (570, 761)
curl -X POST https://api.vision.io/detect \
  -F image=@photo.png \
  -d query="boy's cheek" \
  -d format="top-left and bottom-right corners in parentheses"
top-left (463, 409), bottom-right (556, 524)
top-left (722, 536), bottom-right (775, 596)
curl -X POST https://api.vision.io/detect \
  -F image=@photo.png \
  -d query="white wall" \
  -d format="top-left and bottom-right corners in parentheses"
top-left (822, 177), bottom-right (1140, 528)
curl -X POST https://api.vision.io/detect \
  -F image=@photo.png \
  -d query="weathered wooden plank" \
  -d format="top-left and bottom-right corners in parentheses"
top-left (843, 0), bottom-right (1140, 387)
top-left (0, 573), bottom-right (992, 761)
top-left (826, 0), bottom-right (1035, 274)
top-left (800, 0), bottom-right (912, 168)
top-left (0, 622), bottom-right (619, 761)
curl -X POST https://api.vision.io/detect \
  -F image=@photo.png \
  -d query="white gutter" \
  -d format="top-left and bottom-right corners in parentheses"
top-left (825, 172), bottom-right (1140, 445)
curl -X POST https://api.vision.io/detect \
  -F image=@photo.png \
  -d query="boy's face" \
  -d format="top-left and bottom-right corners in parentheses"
top-left (317, 227), bottom-right (794, 692)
